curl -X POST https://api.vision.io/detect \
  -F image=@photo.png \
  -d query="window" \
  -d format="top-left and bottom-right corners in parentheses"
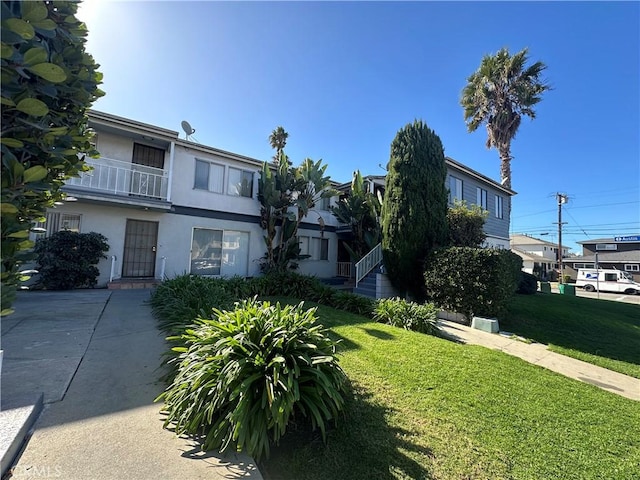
top-left (476, 187), bottom-right (487, 209)
top-left (311, 238), bottom-right (329, 260)
top-left (318, 195), bottom-right (331, 211)
top-left (574, 263), bottom-right (595, 269)
top-left (190, 228), bottom-right (249, 277)
top-left (194, 159), bottom-right (224, 193)
top-left (228, 168), bottom-right (254, 197)
top-left (596, 243), bottom-right (617, 251)
top-left (449, 176), bottom-right (463, 203)
top-left (299, 236), bottom-right (310, 256)
top-left (604, 273), bottom-right (618, 282)
top-left (625, 264), bottom-right (639, 272)
top-left (495, 195), bottom-right (504, 219)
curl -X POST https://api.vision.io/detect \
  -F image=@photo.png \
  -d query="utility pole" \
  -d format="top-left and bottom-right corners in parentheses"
top-left (555, 193), bottom-right (569, 283)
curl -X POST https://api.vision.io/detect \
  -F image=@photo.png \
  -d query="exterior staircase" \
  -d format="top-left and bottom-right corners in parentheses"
top-left (352, 267), bottom-right (381, 298)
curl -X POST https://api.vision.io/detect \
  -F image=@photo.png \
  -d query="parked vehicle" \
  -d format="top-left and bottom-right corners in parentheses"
top-left (576, 268), bottom-right (640, 294)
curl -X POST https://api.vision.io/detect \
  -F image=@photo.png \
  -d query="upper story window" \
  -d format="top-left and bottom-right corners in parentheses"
top-left (495, 195), bottom-right (504, 219)
top-left (194, 159), bottom-right (224, 193)
top-left (227, 168), bottom-right (254, 198)
top-left (298, 236), bottom-right (329, 260)
top-left (318, 195), bottom-right (331, 211)
top-left (449, 176), bottom-right (463, 203)
top-left (596, 243), bottom-right (617, 251)
top-left (476, 187), bottom-right (487, 210)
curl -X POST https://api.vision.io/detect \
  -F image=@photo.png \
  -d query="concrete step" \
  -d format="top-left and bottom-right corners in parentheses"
top-left (0, 394), bottom-right (43, 477)
top-left (108, 279), bottom-right (160, 290)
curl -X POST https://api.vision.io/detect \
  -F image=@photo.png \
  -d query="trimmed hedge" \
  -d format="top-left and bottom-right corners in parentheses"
top-left (518, 271), bottom-right (538, 295)
top-left (424, 247), bottom-right (522, 322)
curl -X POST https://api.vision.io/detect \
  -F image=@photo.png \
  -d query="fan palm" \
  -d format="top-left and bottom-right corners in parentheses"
top-left (461, 47), bottom-right (549, 189)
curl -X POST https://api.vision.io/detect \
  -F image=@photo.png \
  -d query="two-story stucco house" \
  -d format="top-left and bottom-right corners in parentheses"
top-left (41, 111), bottom-right (339, 287)
top-left (40, 111), bottom-right (516, 289)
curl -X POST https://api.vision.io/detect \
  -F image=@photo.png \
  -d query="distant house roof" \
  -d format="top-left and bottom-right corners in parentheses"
top-left (511, 248), bottom-right (556, 264)
top-left (565, 251), bottom-right (640, 264)
top-left (510, 234), bottom-right (559, 248)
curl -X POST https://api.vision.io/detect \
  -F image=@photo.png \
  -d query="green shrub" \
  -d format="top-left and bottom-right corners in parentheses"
top-left (424, 247), bottom-right (521, 322)
top-left (150, 274), bottom-right (236, 335)
top-left (373, 297), bottom-right (440, 335)
top-left (518, 271), bottom-right (538, 295)
top-left (328, 291), bottom-right (375, 316)
top-left (158, 298), bottom-right (347, 460)
top-left (34, 231), bottom-right (109, 290)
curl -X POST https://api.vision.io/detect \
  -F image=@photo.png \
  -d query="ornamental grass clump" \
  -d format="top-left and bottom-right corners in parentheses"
top-left (158, 298), bottom-right (347, 461)
top-left (373, 297), bottom-right (440, 335)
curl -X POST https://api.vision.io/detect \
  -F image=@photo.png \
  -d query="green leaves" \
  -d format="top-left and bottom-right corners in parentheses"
top-left (26, 63), bottom-right (67, 83)
top-left (1, 0), bottom-right (103, 315)
top-left (16, 98), bottom-right (49, 117)
top-left (156, 296), bottom-right (346, 461)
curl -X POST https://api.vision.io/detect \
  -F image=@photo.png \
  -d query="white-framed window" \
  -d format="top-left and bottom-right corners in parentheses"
top-left (625, 264), bottom-right (639, 272)
top-left (190, 228), bottom-right (249, 277)
top-left (194, 159), bottom-right (224, 193)
top-left (227, 167), bottom-right (254, 198)
top-left (495, 195), bottom-right (504, 219)
top-left (596, 243), bottom-right (617, 251)
top-left (299, 236), bottom-right (329, 260)
top-left (449, 176), bottom-right (463, 203)
top-left (574, 263), bottom-right (595, 269)
top-left (476, 187), bottom-right (487, 210)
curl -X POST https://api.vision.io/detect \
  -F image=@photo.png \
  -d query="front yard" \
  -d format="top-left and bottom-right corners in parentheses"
top-left (501, 293), bottom-right (640, 378)
top-left (260, 300), bottom-right (640, 480)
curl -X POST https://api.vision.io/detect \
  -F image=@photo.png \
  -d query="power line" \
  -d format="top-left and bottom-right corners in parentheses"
top-left (566, 201), bottom-right (638, 210)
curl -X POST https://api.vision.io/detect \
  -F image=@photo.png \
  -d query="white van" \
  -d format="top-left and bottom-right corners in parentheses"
top-left (576, 268), bottom-right (640, 295)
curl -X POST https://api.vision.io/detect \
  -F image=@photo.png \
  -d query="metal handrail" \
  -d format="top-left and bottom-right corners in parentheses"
top-left (66, 157), bottom-right (169, 200)
top-left (336, 262), bottom-right (353, 278)
top-left (355, 243), bottom-right (382, 287)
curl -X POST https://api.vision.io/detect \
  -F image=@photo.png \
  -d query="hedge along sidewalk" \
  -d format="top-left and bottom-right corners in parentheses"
top-left (438, 320), bottom-right (640, 401)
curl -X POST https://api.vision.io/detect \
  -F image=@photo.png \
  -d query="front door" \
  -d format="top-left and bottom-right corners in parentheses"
top-left (122, 219), bottom-right (158, 277)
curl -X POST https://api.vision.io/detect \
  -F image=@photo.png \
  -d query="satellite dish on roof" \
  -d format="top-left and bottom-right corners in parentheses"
top-left (181, 120), bottom-right (196, 140)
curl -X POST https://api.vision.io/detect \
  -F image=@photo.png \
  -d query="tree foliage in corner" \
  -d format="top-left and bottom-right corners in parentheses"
top-left (381, 120), bottom-right (448, 300)
top-left (447, 200), bottom-right (488, 248)
top-left (461, 47), bottom-right (549, 190)
top-left (1, 1), bottom-right (104, 315)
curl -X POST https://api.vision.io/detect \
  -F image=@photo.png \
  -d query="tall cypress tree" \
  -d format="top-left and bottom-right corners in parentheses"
top-left (381, 120), bottom-right (448, 300)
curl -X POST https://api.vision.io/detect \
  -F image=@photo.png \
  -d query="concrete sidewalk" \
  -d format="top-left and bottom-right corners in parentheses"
top-left (438, 320), bottom-right (640, 401)
top-left (3, 289), bottom-right (262, 480)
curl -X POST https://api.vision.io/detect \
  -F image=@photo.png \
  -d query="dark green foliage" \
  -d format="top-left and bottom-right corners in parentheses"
top-left (447, 200), bottom-right (488, 247)
top-left (150, 275), bottom-right (236, 335)
top-left (33, 231), bottom-right (108, 290)
top-left (331, 170), bottom-right (381, 261)
top-left (328, 291), bottom-right (375, 317)
top-left (1, 1), bottom-right (104, 314)
top-left (158, 298), bottom-right (347, 461)
top-left (424, 247), bottom-right (522, 322)
top-left (373, 297), bottom-right (440, 335)
top-left (381, 120), bottom-right (449, 301)
top-left (517, 271), bottom-right (538, 295)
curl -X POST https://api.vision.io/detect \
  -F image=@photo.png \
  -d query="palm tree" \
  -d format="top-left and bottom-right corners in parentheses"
top-left (461, 47), bottom-right (549, 190)
top-left (269, 126), bottom-right (289, 165)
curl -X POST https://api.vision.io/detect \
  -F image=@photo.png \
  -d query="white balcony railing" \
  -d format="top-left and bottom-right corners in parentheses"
top-left (66, 157), bottom-right (169, 200)
top-left (355, 243), bottom-right (382, 287)
top-left (336, 262), bottom-right (353, 278)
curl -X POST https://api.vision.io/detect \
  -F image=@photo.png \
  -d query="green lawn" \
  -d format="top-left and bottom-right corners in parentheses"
top-left (501, 293), bottom-right (640, 378)
top-left (260, 300), bottom-right (640, 480)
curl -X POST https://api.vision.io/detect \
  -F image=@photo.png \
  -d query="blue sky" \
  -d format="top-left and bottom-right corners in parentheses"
top-left (77, 1), bottom-right (639, 253)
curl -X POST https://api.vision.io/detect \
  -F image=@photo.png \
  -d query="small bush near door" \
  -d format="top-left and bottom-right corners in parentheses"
top-left (34, 231), bottom-right (109, 290)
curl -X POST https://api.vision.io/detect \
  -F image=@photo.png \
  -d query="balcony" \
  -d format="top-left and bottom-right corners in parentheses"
top-left (65, 157), bottom-right (170, 208)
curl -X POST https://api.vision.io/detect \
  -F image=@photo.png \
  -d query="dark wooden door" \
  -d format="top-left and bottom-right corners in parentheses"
top-left (122, 219), bottom-right (158, 277)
